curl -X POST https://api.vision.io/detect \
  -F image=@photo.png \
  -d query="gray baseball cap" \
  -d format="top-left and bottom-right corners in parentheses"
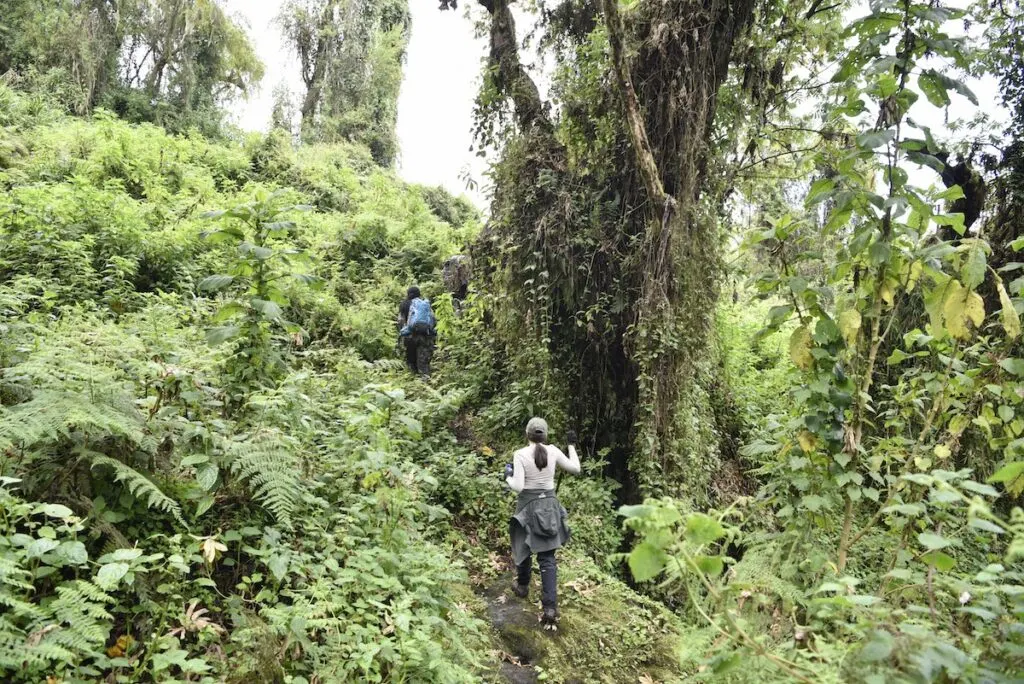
top-left (526, 417), bottom-right (548, 442)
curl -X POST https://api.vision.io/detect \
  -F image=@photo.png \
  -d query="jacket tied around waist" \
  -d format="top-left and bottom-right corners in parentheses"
top-left (509, 488), bottom-right (571, 567)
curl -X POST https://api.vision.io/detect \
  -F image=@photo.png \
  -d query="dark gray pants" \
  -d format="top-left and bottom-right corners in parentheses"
top-left (403, 333), bottom-right (434, 375)
top-left (516, 549), bottom-right (557, 610)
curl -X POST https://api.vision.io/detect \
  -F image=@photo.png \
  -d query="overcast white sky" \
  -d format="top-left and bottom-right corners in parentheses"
top-left (222, 1), bottom-right (1007, 212)
top-left (223, 0), bottom-right (489, 206)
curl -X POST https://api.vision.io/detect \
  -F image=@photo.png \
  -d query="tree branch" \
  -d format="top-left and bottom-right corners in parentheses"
top-left (600, 0), bottom-right (671, 211)
top-left (479, 0), bottom-right (550, 132)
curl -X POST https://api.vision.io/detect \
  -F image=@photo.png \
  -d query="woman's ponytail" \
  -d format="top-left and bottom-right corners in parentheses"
top-left (533, 443), bottom-right (548, 470)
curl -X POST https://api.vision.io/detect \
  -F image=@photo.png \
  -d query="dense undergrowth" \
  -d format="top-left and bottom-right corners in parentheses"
top-left (4, 0), bottom-right (1024, 680)
top-left (0, 83), bottom-right (683, 682)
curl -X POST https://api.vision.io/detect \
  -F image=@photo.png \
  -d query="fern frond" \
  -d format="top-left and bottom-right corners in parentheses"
top-left (0, 556), bottom-right (34, 592)
top-left (85, 452), bottom-right (184, 524)
top-left (229, 430), bottom-right (302, 526)
top-left (0, 390), bottom-right (149, 452)
top-left (0, 591), bottom-right (45, 621)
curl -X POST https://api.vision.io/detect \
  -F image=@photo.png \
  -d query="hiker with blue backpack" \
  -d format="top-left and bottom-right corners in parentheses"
top-left (397, 286), bottom-right (436, 376)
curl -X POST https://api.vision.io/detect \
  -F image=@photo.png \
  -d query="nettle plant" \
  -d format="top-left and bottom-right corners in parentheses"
top-left (198, 189), bottom-right (321, 389)
top-left (625, 0), bottom-right (1024, 680)
top-left (747, 0), bottom-right (1024, 678)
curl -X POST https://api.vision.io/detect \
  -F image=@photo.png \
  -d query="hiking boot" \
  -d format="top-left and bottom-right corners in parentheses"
top-left (540, 607), bottom-right (558, 631)
top-left (512, 583), bottom-right (529, 599)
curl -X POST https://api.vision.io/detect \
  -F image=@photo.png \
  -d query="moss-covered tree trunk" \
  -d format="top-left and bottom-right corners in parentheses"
top-left (473, 0), bottom-right (753, 499)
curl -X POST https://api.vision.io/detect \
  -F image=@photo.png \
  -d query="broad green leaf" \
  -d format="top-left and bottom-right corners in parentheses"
top-left (684, 513), bottom-right (725, 546)
top-left (959, 480), bottom-right (999, 497)
top-left (925, 69), bottom-right (978, 105)
top-left (917, 532), bottom-right (951, 550)
top-left (194, 495), bottom-right (215, 517)
top-left (934, 211), bottom-right (966, 235)
top-left (868, 241), bottom-right (890, 265)
top-left (98, 548), bottom-right (143, 563)
top-left (261, 220), bottom-right (296, 232)
top-left (619, 504), bottom-right (656, 519)
top-left (196, 463), bottom-right (218, 491)
top-left (250, 245), bottom-right (273, 260)
top-left (934, 184), bottom-right (965, 202)
top-left (694, 555), bottom-right (724, 577)
top-left (856, 129), bottom-right (895, 149)
top-left (268, 554), bottom-right (289, 581)
top-left (199, 226), bottom-right (244, 243)
top-left (906, 150), bottom-right (946, 173)
top-left (801, 494), bottom-right (827, 512)
top-left (250, 299), bottom-right (283, 321)
top-left (806, 177), bottom-right (836, 205)
top-left (968, 518), bottom-right (1005, 534)
top-left (197, 274), bottom-right (234, 292)
top-left (882, 503), bottom-right (925, 516)
top-left (396, 415), bottom-right (422, 439)
top-left (922, 550), bottom-right (956, 571)
top-left (999, 358), bottom-right (1024, 377)
top-left (212, 302), bottom-right (246, 323)
top-left (988, 461), bottom-right (1024, 496)
top-left (789, 326), bottom-right (813, 370)
top-left (887, 348), bottom-right (911, 365)
top-left (96, 562), bottom-right (130, 588)
top-left (962, 242), bottom-right (987, 290)
top-left (918, 70), bottom-right (951, 107)
top-left (860, 631), bottom-right (894, 662)
top-left (628, 542), bottom-right (667, 581)
top-left (54, 541), bottom-right (88, 566)
top-left (180, 454), bottom-right (210, 467)
top-left (34, 503), bottom-right (74, 519)
top-left (26, 538), bottom-right (59, 558)
top-left (292, 273), bottom-right (323, 287)
top-left (206, 325), bottom-right (241, 345)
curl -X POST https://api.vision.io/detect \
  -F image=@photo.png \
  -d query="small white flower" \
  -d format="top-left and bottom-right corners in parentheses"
top-left (959, 591), bottom-right (971, 605)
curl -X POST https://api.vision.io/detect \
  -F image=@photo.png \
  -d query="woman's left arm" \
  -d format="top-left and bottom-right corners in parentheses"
top-left (557, 445), bottom-right (581, 475)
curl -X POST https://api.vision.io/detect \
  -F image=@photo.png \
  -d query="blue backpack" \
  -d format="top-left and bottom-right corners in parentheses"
top-left (402, 297), bottom-right (436, 336)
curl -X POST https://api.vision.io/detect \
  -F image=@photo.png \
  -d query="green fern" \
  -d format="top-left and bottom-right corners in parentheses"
top-left (0, 390), bottom-right (150, 454)
top-left (85, 452), bottom-right (183, 524)
top-left (229, 430), bottom-right (302, 526)
top-left (0, 389), bottom-right (182, 523)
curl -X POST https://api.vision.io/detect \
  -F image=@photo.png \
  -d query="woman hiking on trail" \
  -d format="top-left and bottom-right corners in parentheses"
top-left (503, 417), bottom-right (581, 630)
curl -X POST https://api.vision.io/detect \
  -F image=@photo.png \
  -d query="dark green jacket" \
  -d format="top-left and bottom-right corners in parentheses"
top-left (510, 488), bottom-right (571, 566)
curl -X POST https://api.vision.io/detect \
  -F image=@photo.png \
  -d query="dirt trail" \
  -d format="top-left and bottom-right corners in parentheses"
top-left (480, 575), bottom-right (552, 683)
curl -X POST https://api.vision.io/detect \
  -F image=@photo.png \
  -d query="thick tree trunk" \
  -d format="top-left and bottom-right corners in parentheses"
top-left (601, 0), bottom-right (754, 481)
top-left (474, 0), bottom-right (753, 499)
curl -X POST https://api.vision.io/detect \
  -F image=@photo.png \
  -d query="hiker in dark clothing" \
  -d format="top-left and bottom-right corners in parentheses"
top-left (503, 417), bottom-right (581, 630)
top-left (397, 286), bottom-right (435, 376)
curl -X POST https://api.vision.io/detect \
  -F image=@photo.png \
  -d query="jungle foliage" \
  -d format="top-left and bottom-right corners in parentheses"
top-left (2, 0), bottom-right (1024, 681)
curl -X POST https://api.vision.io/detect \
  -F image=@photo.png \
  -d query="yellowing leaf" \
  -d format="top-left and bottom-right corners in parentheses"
top-left (933, 444), bottom-right (951, 460)
top-left (996, 278), bottom-right (1021, 340)
top-left (201, 537), bottom-right (227, 565)
top-left (942, 280), bottom-right (985, 339)
top-left (839, 309), bottom-right (862, 347)
top-left (789, 325), bottom-right (813, 370)
top-left (907, 261), bottom-right (923, 292)
top-left (797, 431), bottom-right (817, 454)
top-left (880, 281), bottom-right (895, 307)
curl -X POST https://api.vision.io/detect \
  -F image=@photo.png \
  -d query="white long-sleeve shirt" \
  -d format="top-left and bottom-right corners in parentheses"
top-left (505, 443), bottom-right (581, 492)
